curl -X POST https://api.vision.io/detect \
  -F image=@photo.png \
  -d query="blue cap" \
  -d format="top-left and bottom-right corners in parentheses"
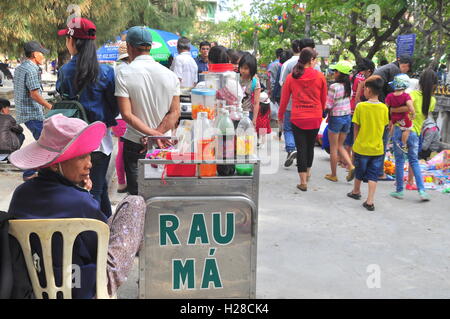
top-left (126, 26), bottom-right (152, 48)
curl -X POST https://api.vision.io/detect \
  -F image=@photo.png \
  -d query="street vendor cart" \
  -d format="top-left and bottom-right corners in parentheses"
top-left (137, 158), bottom-right (260, 299)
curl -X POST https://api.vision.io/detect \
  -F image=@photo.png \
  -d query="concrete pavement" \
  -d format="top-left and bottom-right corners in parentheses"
top-left (117, 135), bottom-right (450, 299)
top-left (1, 131), bottom-right (449, 298)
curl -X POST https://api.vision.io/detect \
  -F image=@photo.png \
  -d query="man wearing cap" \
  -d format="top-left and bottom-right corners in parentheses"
top-left (13, 41), bottom-right (52, 180)
top-left (115, 26), bottom-right (181, 195)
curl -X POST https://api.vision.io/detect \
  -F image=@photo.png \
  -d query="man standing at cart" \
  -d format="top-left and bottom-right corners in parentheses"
top-left (115, 26), bottom-right (181, 195)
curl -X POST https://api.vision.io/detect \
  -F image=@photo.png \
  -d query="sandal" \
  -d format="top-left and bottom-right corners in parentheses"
top-left (325, 174), bottom-right (338, 182)
top-left (347, 192), bottom-right (361, 200)
top-left (346, 167), bottom-right (355, 182)
top-left (297, 184), bottom-right (307, 192)
top-left (363, 201), bottom-right (375, 211)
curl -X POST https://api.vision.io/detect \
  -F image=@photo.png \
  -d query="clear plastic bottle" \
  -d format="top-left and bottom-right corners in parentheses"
top-left (216, 110), bottom-right (236, 176)
top-left (194, 112), bottom-right (216, 177)
top-left (237, 106), bottom-right (244, 122)
top-left (230, 106), bottom-right (241, 130)
top-left (213, 107), bottom-right (225, 129)
top-left (175, 120), bottom-right (193, 153)
top-left (236, 111), bottom-right (256, 176)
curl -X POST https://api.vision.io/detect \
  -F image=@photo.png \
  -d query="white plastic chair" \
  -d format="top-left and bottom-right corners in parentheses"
top-left (8, 218), bottom-right (113, 299)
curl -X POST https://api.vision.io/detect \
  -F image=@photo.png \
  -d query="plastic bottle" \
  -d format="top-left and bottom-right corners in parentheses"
top-left (230, 106), bottom-right (241, 130)
top-left (216, 110), bottom-right (236, 176)
top-left (175, 120), bottom-right (193, 153)
top-left (237, 106), bottom-right (244, 122)
top-left (236, 111), bottom-right (256, 176)
top-left (213, 107), bottom-right (225, 129)
top-left (194, 112), bottom-right (216, 177)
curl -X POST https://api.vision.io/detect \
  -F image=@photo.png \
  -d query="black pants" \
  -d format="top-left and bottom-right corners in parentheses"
top-left (292, 125), bottom-right (319, 173)
top-left (122, 138), bottom-right (146, 195)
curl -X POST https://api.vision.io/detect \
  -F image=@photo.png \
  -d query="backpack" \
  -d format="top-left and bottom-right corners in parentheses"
top-left (45, 71), bottom-right (90, 123)
top-left (271, 65), bottom-right (282, 103)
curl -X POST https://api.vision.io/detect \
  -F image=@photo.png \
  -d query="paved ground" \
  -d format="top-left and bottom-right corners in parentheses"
top-left (2, 130), bottom-right (450, 299)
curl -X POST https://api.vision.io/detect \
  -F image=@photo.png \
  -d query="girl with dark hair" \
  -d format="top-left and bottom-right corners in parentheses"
top-left (390, 68), bottom-right (437, 201)
top-left (278, 47), bottom-right (327, 191)
top-left (227, 49), bottom-right (243, 72)
top-left (324, 61), bottom-right (355, 182)
top-left (56, 17), bottom-right (119, 218)
top-left (239, 53), bottom-right (261, 125)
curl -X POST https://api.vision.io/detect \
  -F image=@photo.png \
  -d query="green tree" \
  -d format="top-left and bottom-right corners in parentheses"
top-left (0, 0), bottom-right (128, 58)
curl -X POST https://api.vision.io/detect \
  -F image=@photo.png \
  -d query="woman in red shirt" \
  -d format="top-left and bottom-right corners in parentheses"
top-left (278, 48), bottom-right (327, 191)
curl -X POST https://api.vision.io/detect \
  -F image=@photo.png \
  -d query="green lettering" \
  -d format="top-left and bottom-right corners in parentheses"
top-left (160, 214), bottom-right (180, 246)
top-left (212, 212), bottom-right (235, 245)
top-left (173, 259), bottom-right (195, 290)
top-left (188, 214), bottom-right (209, 245)
top-left (201, 258), bottom-right (223, 289)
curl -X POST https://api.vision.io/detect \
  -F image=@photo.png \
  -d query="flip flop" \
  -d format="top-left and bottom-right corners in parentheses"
top-left (363, 201), bottom-right (375, 211)
top-left (347, 192), bottom-right (361, 200)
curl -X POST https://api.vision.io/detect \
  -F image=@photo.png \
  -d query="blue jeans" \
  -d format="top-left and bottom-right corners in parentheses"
top-left (283, 111), bottom-right (296, 153)
top-left (23, 120), bottom-right (43, 178)
top-left (393, 127), bottom-right (425, 193)
top-left (378, 126), bottom-right (390, 177)
top-left (354, 153), bottom-right (384, 182)
top-left (328, 115), bottom-right (351, 134)
top-left (90, 152), bottom-right (112, 218)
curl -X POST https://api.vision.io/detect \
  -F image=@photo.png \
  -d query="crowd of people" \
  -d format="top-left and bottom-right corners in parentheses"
top-left (266, 39), bottom-right (439, 209)
top-left (0, 16), bottom-right (444, 298)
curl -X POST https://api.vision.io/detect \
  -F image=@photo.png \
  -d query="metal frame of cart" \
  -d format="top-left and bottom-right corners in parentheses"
top-left (137, 159), bottom-right (260, 299)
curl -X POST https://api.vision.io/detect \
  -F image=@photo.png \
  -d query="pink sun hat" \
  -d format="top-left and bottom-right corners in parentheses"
top-left (9, 114), bottom-right (106, 170)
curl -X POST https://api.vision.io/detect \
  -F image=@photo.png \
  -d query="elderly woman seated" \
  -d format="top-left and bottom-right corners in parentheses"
top-left (8, 114), bottom-right (146, 299)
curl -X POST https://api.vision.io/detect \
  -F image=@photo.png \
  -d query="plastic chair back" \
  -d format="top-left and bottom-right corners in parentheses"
top-left (8, 218), bottom-right (111, 299)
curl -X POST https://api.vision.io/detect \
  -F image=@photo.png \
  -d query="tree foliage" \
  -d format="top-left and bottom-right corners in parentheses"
top-left (193, 0), bottom-right (449, 70)
top-left (0, 0), bottom-right (201, 59)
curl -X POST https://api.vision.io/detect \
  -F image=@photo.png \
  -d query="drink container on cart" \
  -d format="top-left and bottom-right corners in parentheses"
top-left (204, 64), bottom-right (243, 108)
top-left (191, 88), bottom-right (216, 120)
top-left (236, 111), bottom-right (257, 176)
top-left (194, 112), bottom-right (216, 176)
top-left (216, 110), bottom-right (236, 176)
top-left (230, 106), bottom-right (241, 129)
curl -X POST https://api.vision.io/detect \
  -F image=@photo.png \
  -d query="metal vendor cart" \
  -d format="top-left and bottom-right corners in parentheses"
top-left (137, 158), bottom-right (260, 299)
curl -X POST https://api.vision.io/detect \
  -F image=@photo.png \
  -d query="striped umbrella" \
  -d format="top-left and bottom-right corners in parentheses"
top-left (97, 28), bottom-right (198, 63)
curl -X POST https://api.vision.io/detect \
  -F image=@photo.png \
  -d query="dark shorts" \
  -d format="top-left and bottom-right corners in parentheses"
top-left (344, 121), bottom-right (354, 146)
top-left (328, 115), bottom-right (351, 134)
top-left (354, 153), bottom-right (384, 182)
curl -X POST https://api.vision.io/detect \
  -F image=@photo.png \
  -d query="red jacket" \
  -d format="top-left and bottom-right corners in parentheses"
top-left (278, 68), bottom-right (327, 122)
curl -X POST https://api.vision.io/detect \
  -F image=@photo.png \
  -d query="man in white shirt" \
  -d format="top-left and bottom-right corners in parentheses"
top-left (115, 26), bottom-right (181, 195)
top-left (170, 37), bottom-right (198, 88)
